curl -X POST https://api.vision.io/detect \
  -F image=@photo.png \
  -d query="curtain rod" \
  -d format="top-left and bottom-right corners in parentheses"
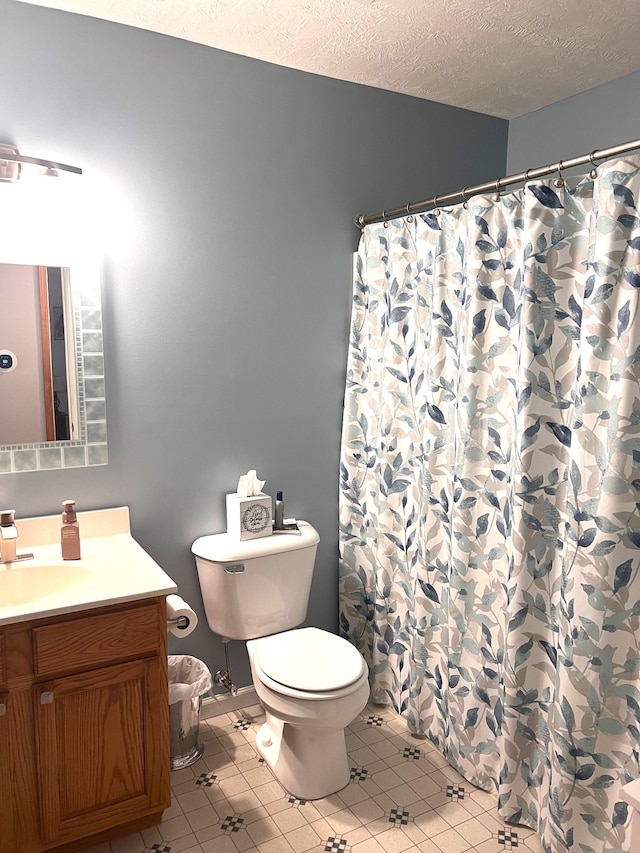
top-left (354, 137), bottom-right (640, 229)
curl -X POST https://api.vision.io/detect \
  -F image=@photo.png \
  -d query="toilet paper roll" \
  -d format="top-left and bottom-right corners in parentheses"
top-left (166, 594), bottom-right (198, 638)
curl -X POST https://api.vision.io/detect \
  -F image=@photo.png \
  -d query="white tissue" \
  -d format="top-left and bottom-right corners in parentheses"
top-left (166, 594), bottom-right (198, 638)
top-left (236, 469), bottom-right (266, 497)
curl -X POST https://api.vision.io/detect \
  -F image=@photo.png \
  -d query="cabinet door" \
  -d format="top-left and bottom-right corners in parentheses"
top-left (35, 657), bottom-right (169, 845)
top-left (0, 693), bottom-right (12, 852)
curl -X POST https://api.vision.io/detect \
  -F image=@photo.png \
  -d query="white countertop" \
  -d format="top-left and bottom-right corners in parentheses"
top-left (0, 506), bottom-right (177, 626)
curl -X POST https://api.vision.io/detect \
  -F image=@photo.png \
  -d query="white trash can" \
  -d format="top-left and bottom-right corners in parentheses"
top-left (168, 655), bottom-right (212, 770)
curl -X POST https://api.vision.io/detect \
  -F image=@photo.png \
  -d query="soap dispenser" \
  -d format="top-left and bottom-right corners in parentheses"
top-left (61, 499), bottom-right (81, 560)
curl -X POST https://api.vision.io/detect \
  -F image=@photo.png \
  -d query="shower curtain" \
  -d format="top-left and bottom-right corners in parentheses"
top-left (339, 157), bottom-right (640, 853)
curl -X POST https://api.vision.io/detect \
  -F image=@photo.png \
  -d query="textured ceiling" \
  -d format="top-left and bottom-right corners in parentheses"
top-left (19, 0), bottom-right (640, 119)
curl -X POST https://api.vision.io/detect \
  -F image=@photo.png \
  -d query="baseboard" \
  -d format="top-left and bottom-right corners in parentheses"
top-left (201, 686), bottom-right (259, 719)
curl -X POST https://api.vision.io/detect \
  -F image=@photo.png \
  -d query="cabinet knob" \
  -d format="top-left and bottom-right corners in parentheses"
top-left (40, 691), bottom-right (54, 705)
top-left (0, 703), bottom-right (5, 716)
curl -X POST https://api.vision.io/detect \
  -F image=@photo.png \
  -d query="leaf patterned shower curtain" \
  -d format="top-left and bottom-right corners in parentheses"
top-left (339, 157), bottom-right (640, 853)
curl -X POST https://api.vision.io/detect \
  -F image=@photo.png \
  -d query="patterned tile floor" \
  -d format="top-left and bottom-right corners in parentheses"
top-left (87, 703), bottom-right (544, 853)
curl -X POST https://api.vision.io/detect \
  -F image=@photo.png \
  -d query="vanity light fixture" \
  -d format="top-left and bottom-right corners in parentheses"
top-left (0, 143), bottom-right (82, 183)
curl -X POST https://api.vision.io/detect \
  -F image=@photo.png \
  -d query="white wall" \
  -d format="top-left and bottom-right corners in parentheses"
top-left (508, 70), bottom-right (640, 173)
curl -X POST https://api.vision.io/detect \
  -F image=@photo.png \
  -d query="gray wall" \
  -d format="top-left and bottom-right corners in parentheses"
top-left (0, 0), bottom-right (507, 687)
top-left (508, 69), bottom-right (640, 173)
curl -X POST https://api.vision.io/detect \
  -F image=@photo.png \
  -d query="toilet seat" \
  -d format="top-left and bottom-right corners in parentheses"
top-left (251, 628), bottom-right (367, 698)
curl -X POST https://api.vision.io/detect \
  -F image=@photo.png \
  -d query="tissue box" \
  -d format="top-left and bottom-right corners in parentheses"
top-left (226, 493), bottom-right (273, 540)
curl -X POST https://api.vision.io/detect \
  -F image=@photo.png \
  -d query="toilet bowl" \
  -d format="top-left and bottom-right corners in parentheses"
top-left (247, 627), bottom-right (370, 800)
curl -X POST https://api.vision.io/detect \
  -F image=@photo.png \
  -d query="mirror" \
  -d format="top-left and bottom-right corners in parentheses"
top-left (0, 264), bottom-right (79, 444)
top-left (0, 259), bottom-right (107, 474)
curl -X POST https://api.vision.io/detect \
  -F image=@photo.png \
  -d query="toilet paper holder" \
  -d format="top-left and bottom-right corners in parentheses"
top-left (167, 614), bottom-right (190, 630)
top-left (166, 594), bottom-right (198, 637)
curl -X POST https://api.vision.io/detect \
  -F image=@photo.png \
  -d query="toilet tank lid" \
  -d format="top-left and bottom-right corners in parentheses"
top-left (191, 520), bottom-right (319, 562)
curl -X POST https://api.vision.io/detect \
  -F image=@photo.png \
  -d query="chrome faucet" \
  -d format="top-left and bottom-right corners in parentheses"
top-left (0, 509), bottom-right (33, 564)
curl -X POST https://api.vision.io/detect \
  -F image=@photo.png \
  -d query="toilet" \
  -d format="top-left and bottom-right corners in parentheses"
top-left (192, 521), bottom-right (370, 800)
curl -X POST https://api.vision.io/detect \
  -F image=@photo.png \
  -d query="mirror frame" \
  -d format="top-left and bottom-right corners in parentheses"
top-left (0, 259), bottom-right (107, 474)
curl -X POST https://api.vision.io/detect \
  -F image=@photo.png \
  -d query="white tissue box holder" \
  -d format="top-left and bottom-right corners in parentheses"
top-left (226, 493), bottom-right (273, 540)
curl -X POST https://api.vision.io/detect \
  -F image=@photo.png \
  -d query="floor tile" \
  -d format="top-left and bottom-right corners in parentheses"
top-left (348, 798), bottom-right (386, 825)
top-left (373, 827), bottom-right (416, 853)
top-left (95, 700), bottom-right (549, 853)
top-left (270, 807), bottom-right (309, 834)
top-left (416, 840), bottom-right (449, 853)
top-left (166, 834), bottom-right (206, 852)
top-left (254, 781), bottom-right (288, 805)
top-left (338, 784), bottom-right (375, 808)
top-left (220, 774), bottom-right (253, 797)
top-left (187, 803), bottom-right (224, 833)
top-left (369, 767), bottom-right (406, 791)
top-left (431, 826), bottom-right (472, 853)
top-left (284, 824), bottom-right (323, 853)
top-left (348, 746), bottom-right (382, 766)
top-left (177, 788), bottom-right (213, 814)
top-left (350, 837), bottom-right (387, 853)
top-left (110, 835), bottom-right (145, 853)
top-left (323, 807), bottom-right (364, 835)
top-left (195, 822), bottom-right (226, 844)
top-left (386, 782), bottom-right (430, 808)
top-left (200, 835), bottom-right (250, 853)
top-left (412, 810), bottom-right (452, 837)
top-left (246, 815), bottom-right (281, 845)
top-left (160, 814), bottom-right (198, 842)
top-left (245, 766), bottom-right (278, 788)
top-left (455, 817), bottom-right (493, 846)
top-left (313, 794), bottom-right (348, 818)
top-left (256, 837), bottom-right (296, 853)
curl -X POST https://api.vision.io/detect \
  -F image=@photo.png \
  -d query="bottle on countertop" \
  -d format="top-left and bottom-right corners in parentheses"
top-left (274, 491), bottom-right (284, 530)
top-left (61, 499), bottom-right (81, 560)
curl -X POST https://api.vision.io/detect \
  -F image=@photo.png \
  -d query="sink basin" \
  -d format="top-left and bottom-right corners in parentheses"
top-left (0, 562), bottom-right (94, 608)
top-left (0, 507), bottom-right (177, 625)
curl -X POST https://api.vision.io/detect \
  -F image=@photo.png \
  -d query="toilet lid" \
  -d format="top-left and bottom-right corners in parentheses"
top-left (255, 627), bottom-right (365, 692)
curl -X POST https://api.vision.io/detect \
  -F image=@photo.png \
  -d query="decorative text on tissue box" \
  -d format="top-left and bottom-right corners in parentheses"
top-left (226, 493), bottom-right (273, 540)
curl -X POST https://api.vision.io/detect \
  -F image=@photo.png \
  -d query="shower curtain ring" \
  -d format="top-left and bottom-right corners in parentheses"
top-left (432, 195), bottom-right (441, 215)
top-left (382, 209), bottom-right (389, 228)
top-left (589, 150), bottom-right (599, 179)
top-left (555, 159), bottom-right (565, 188)
top-left (405, 202), bottom-right (414, 222)
top-left (461, 187), bottom-right (469, 209)
top-left (494, 177), bottom-right (502, 201)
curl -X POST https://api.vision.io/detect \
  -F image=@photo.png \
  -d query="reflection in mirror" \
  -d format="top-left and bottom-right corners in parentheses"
top-left (0, 264), bottom-right (79, 444)
top-left (0, 259), bottom-right (107, 475)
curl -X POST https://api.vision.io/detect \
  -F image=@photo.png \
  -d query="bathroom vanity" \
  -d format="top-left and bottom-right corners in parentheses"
top-left (0, 507), bottom-right (177, 853)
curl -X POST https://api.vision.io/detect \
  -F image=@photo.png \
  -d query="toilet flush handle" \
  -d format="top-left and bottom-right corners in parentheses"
top-left (225, 563), bottom-right (245, 574)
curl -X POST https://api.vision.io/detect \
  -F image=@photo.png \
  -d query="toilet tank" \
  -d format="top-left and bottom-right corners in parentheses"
top-left (192, 521), bottom-right (320, 641)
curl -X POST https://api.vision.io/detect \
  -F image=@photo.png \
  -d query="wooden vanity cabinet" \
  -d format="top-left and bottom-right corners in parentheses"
top-left (0, 630), bottom-right (13, 852)
top-left (0, 627), bottom-right (12, 852)
top-left (1, 597), bottom-right (171, 853)
top-left (0, 691), bottom-right (11, 853)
